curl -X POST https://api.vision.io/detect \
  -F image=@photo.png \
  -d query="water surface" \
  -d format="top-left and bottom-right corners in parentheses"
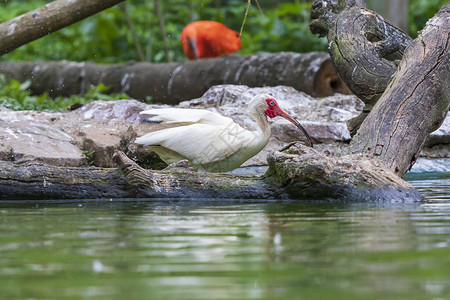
top-left (0, 179), bottom-right (449, 299)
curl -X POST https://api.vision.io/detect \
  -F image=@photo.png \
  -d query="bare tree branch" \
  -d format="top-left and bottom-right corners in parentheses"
top-left (154, 0), bottom-right (172, 62)
top-left (0, 0), bottom-right (125, 56)
top-left (122, 2), bottom-right (145, 61)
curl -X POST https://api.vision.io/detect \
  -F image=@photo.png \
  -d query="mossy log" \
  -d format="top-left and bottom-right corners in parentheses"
top-left (0, 52), bottom-right (350, 105)
top-left (0, 148), bottom-right (422, 202)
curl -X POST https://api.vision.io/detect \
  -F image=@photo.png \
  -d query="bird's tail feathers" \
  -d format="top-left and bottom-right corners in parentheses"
top-left (134, 131), bottom-right (165, 146)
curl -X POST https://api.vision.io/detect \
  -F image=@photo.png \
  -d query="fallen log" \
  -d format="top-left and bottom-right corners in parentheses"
top-left (0, 148), bottom-right (422, 202)
top-left (0, 52), bottom-right (351, 105)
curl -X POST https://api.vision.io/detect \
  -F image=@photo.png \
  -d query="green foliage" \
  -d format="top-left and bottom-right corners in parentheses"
top-left (82, 150), bottom-right (96, 165)
top-left (408, 0), bottom-right (448, 37)
top-left (0, 0), bottom-right (446, 64)
top-left (239, 1), bottom-right (327, 54)
top-left (0, 0), bottom-right (328, 64)
top-left (0, 0), bottom-right (445, 64)
top-left (0, 0), bottom-right (446, 112)
top-left (0, 74), bottom-right (130, 111)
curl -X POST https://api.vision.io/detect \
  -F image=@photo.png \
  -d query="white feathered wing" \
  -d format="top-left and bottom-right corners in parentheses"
top-left (135, 108), bottom-right (258, 171)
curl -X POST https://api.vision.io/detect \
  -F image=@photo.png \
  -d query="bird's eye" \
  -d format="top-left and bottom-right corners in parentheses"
top-left (269, 101), bottom-right (275, 106)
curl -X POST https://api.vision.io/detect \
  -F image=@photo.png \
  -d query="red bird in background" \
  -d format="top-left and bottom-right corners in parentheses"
top-left (180, 21), bottom-right (242, 60)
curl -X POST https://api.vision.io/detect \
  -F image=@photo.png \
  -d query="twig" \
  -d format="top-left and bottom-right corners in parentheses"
top-left (145, 31), bottom-right (154, 62)
top-left (122, 3), bottom-right (145, 61)
top-left (239, 0), bottom-right (265, 39)
top-left (239, 0), bottom-right (251, 38)
top-left (254, 0), bottom-right (265, 18)
top-left (154, 0), bottom-right (172, 62)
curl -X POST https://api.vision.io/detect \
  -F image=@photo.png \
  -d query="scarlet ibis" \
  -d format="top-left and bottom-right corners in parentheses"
top-left (180, 21), bottom-right (242, 60)
top-left (135, 94), bottom-right (313, 172)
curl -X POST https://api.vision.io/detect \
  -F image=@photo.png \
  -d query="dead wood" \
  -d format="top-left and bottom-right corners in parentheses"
top-left (310, 0), bottom-right (413, 134)
top-left (350, 3), bottom-right (450, 176)
top-left (0, 0), bottom-right (124, 56)
top-left (0, 52), bottom-right (351, 105)
top-left (310, 0), bottom-right (449, 177)
top-left (0, 149), bottom-right (422, 202)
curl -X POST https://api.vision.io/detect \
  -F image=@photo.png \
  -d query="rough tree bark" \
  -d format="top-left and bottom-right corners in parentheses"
top-left (310, 0), bottom-right (413, 134)
top-left (0, 0), bottom-right (125, 56)
top-left (0, 148), bottom-right (421, 201)
top-left (0, 52), bottom-right (351, 104)
top-left (350, 3), bottom-right (450, 176)
top-left (311, 0), bottom-right (449, 176)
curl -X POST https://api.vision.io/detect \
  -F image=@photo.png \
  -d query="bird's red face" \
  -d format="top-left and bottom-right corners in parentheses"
top-left (264, 97), bottom-right (314, 147)
top-left (265, 98), bottom-right (281, 118)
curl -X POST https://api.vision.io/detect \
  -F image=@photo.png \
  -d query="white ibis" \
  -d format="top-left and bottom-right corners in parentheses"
top-left (135, 94), bottom-right (313, 172)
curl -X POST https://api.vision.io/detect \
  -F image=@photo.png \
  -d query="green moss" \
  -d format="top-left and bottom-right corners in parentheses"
top-left (82, 150), bottom-right (96, 165)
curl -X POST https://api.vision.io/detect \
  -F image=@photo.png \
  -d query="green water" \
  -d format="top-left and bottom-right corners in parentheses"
top-left (1, 179), bottom-right (449, 300)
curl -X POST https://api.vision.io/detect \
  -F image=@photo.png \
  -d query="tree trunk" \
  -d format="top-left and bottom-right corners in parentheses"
top-left (311, 0), bottom-right (449, 176)
top-left (0, 52), bottom-right (351, 105)
top-left (0, 149), bottom-right (421, 202)
top-left (350, 3), bottom-right (450, 176)
top-left (0, 0), bottom-right (125, 56)
top-left (310, 0), bottom-right (412, 134)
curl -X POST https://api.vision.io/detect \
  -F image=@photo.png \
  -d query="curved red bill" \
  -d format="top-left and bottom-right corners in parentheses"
top-left (277, 108), bottom-right (313, 147)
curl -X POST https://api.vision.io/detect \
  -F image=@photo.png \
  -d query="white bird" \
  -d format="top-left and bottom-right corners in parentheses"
top-left (135, 94), bottom-right (313, 172)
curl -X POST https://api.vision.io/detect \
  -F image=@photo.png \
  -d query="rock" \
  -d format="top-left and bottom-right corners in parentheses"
top-left (408, 158), bottom-right (450, 174)
top-left (180, 85), bottom-right (363, 124)
top-left (0, 107), bottom-right (86, 166)
top-left (75, 99), bottom-right (149, 122)
top-left (0, 85), bottom-right (448, 172)
top-left (0, 102), bottom-right (145, 167)
top-left (72, 121), bottom-right (136, 168)
top-left (422, 115), bottom-right (450, 158)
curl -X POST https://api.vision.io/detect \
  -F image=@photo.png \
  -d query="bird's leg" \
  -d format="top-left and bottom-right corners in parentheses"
top-left (187, 37), bottom-right (199, 60)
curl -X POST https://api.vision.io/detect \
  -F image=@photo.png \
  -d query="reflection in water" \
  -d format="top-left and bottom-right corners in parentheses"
top-left (0, 179), bottom-right (449, 299)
